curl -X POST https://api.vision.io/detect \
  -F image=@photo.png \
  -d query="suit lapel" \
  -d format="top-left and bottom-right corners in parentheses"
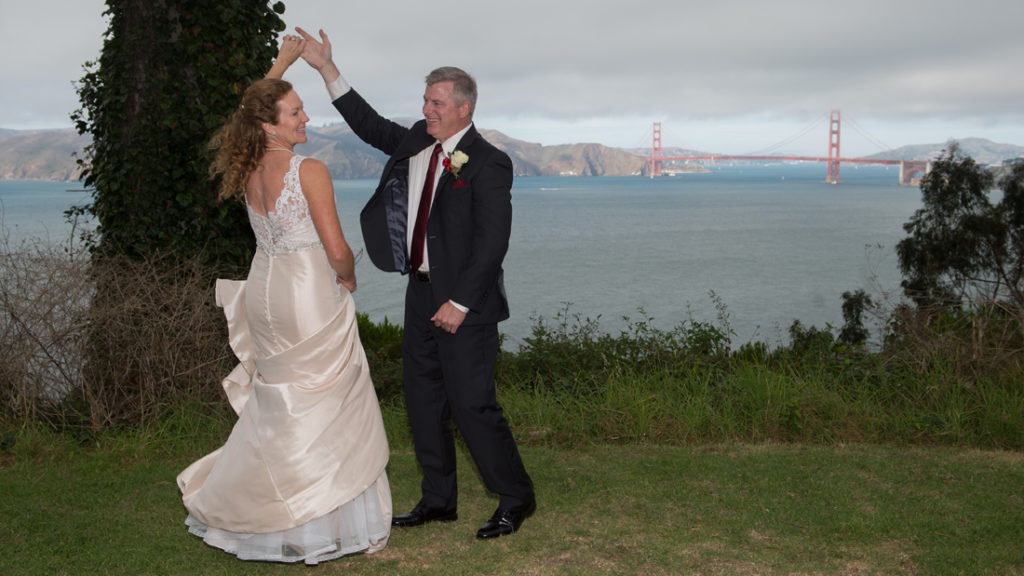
top-left (435, 125), bottom-right (478, 195)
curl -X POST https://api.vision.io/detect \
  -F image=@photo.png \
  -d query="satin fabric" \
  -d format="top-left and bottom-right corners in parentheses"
top-left (177, 155), bottom-right (390, 563)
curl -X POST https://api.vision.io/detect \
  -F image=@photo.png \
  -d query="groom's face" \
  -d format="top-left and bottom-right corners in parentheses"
top-left (423, 81), bottom-right (471, 143)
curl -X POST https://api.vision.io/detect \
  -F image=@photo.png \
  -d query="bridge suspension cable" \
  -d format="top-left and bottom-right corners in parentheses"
top-left (741, 113), bottom-right (828, 156)
top-left (844, 114), bottom-right (896, 154)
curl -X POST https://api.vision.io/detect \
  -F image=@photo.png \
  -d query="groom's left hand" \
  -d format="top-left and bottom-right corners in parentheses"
top-left (431, 302), bottom-right (467, 334)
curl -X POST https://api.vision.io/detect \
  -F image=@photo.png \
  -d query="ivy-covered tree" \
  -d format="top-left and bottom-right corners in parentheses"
top-left (73, 0), bottom-right (286, 274)
top-left (896, 142), bottom-right (1024, 312)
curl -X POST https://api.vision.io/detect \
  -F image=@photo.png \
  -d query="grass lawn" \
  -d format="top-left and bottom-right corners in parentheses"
top-left (2, 434), bottom-right (1023, 575)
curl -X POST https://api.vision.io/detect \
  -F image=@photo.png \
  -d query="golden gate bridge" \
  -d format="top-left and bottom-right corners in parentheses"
top-left (651, 110), bottom-right (931, 185)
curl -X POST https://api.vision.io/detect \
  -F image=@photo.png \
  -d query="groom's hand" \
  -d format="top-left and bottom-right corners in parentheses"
top-left (296, 27), bottom-right (341, 84)
top-left (296, 27), bottom-right (331, 70)
top-left (431, 302), bottom-right (467, 334)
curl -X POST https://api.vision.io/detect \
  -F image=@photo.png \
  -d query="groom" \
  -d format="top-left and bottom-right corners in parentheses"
top-left (297, 28), bottom-right (535, 540)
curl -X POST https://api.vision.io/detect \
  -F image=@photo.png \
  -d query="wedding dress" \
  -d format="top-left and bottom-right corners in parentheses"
top-left (177, 154), bottom-right (391, 565)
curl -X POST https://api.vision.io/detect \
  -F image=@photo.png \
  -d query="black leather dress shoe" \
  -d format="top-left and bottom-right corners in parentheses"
top-left (392, 503), bottom-right (458, 527)
top-left (475, 499), bottom-right (537, 539)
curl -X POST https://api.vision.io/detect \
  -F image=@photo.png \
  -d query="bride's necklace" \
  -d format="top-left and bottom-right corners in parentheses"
top-left (265, 147), bottom-right (292, 153)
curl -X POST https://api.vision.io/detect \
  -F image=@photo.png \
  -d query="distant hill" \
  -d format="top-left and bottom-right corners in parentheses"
top-left (296, 123), bottom-right (391, 179)
top-left (0, 125), bottom-right (646, 182)
top-left (301, 123), bottom-right (647, 178)
top-left (0, 129), bottom-right (90, 181)
top-left (863, 137), bottom-right (1024, 165)
top-left (2, 127), bottom-right (1021, 182)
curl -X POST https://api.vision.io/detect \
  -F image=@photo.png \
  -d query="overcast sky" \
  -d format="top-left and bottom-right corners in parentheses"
top-left (4, 0), bottom-right (1024, 156)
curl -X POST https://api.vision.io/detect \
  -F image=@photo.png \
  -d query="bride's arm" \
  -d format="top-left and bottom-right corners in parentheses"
top-left (299, 159), bottom-right (357, 292)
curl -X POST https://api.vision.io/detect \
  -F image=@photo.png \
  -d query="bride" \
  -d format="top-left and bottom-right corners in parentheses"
top-left (176, 38), bottom-right (391, 565)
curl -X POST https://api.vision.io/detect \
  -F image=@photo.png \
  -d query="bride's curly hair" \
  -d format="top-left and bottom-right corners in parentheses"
top-left (209, 78), bottom-right (293, 202)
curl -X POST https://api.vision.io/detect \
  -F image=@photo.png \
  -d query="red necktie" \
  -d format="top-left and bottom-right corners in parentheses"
top-left (410, 143), bottom-right (443, 272)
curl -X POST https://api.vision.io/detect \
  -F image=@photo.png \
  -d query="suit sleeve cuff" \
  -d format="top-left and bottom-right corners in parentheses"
top-left (326, 75), bottom-right (352, 101)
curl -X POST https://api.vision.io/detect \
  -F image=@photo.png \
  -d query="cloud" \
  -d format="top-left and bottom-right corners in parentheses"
top-left (4, 0), bottom-right (1024, 156)
top-left (0, 0), bottom-right (107, 127)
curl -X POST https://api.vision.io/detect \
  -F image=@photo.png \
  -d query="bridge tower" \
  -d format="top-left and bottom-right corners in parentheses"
top-left (651, 122), bottom-right (663, 177)
top-left (827, 109), bottom-right (841, 183)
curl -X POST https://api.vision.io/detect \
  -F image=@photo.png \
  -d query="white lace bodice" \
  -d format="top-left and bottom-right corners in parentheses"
top-left (247, 155), bottom-right (322, 254)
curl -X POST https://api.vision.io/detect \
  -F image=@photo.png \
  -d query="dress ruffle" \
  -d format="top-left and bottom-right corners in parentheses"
top-left (184, 475), bottom-right (391, 565)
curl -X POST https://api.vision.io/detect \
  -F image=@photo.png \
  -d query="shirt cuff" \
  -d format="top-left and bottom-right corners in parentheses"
top-left (326, 75), bottom-right (351, 101)
top-left (449, 300), bottom-right (469, 314)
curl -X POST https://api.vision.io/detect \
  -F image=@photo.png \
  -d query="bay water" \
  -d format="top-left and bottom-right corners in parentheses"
top-left (1, 164), bottom-right (922, 348)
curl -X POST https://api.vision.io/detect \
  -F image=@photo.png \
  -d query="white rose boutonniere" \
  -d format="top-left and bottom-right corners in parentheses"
top-left (443, 150), bottom-right (469, 188)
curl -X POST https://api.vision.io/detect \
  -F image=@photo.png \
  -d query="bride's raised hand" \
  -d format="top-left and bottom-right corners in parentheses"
top-left (277, 35), bottom-right (305, 67)
top-left (264, 34), bottom-right (306, 79)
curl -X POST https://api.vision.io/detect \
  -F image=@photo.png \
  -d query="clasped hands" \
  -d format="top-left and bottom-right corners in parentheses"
top-left (274, 27), bottom-right (334, 70)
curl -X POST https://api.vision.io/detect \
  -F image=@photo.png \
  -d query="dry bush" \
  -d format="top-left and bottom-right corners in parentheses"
top-left (1, 231), bottom-right (236, 433)
top-left (882, 301), bottom-right (1024, 382)
top-left (76, 251), bottom-right (235, 432)
top-left (0, 233), bottom-right (92, 426)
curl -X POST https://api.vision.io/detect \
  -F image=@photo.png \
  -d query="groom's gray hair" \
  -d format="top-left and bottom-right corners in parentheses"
top-left (426, 66), bottom-right (477, 117)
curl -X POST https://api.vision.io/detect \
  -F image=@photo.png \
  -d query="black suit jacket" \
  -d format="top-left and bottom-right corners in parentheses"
top-left (333, 89), bottom-right (512, 325)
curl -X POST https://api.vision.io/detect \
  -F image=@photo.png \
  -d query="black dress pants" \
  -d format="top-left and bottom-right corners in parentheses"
top-left (402, 277), bottom-right (534, 510)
